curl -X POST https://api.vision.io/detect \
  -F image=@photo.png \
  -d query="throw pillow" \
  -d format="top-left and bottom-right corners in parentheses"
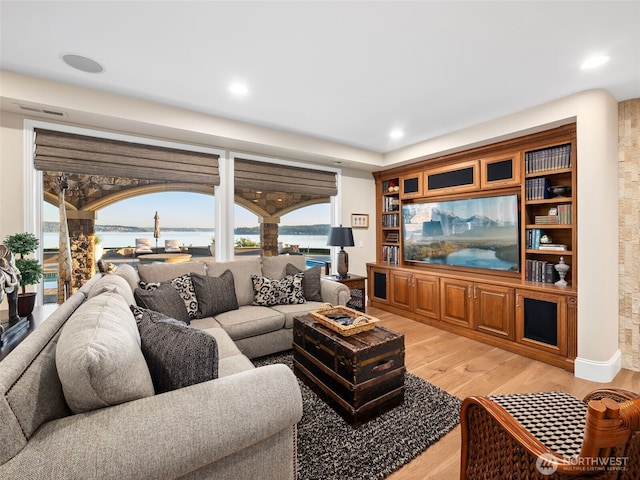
top-left (134, 282), bottom-right (190, 324)
top-left (251, 273), bottom-right (306, 306)
top-left (56, 292), bottom-right (155, 414)
top-left (139, 273), bottom-right (199, 320)
top-left (131, 306), bottom-right (219, 394)
top-left (190, 270), bottom-right (239, 318)
top-left (285, 263), bottom-right (323, 301)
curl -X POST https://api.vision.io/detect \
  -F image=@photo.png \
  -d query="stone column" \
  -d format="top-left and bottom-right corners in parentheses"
top-left (619, 98), bottom-right (640, 371)
top-left (260, 217), bottom-right (280, 257)
top-left (64, 211), bottom-right (97, 296)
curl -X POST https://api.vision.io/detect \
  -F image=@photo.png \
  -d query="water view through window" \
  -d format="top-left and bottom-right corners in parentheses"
top-left (42, 192), bottom-right (330, 302)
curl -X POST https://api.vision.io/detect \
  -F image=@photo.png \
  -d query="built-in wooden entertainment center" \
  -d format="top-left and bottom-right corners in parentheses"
top-left (368, 124), bottom-right (577, 371)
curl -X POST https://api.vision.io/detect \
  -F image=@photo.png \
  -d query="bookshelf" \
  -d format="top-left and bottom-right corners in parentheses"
top-left (378, 177), bottom-right (401, 265)
top-left (369, 124), bottom-right (578, 371)
top-left (522, 140), bottom-right (576, 286)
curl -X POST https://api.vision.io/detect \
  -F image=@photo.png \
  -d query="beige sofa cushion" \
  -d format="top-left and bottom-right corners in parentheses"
top-left (205, 258), bottom-right (261, 306)
top-left (261, 255), bottom-right (306, 279)
top-left (214, 305), bottom-right (285, 341)
top-left (114, 263), bottom-right (140, 291)
top-left (56, 292), bottom-right (155, 414)
top-left (87, 273), bottom-right (136, 306)
top-left (137, 260), bottom-right (206, 284)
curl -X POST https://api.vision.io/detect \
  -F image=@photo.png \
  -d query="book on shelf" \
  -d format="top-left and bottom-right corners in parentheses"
top-left (381, 212), bottom-right (399, 227)
top-left (525, 143), bottom-right (571, 174)
top-left (525, 259), bottom-right (559, 283)
top-left (533, 205), bottom-right (571, 225)
top-left (539, 243), bottom-right (567, 251)
top-left (384, 232), bottom-right (400, 243)
top-left (382, 245), bottom-right (400, 265)
top-left (526, 228), bottom-right (543, 249)
top-left (525, 178), bottom-right (551, 200)
top-left (535, 215), bottom-right (558, 224)
top-left (557, 204), bottom-right (572, 224)
top-left (382, 196), bottom-right (400, 212)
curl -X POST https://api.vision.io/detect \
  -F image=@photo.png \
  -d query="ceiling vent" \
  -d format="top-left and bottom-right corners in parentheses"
top-left (18, 105), bottom-right (66, 117)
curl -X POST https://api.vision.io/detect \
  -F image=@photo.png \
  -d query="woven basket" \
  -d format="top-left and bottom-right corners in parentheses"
top-left (309, 304), bottom-right (379, 336)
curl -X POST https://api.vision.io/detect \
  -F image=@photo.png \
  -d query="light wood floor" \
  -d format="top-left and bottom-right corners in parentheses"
top-left (368, 307), bottom-right (640, 480)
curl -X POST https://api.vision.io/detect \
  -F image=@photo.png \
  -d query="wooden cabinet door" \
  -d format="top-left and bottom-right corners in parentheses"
top-left (425, 160), bottom-right (480, 196)
top-left (480, 152), bottom-right (521, 189)
top-left (413, 273), bottom-right (440, 320)
top-left (368, 266), bottom-right (389, 304)
top-left (440, 278), bottom-right (474, 328)
top-left (515, 289), bottom-right (567, 356)
top-left (400, 172), bottom-right (423, 199)
top-left (475, 283), bottom-right (514, 339)
top-left (390, 270), bottom-right (413, 311)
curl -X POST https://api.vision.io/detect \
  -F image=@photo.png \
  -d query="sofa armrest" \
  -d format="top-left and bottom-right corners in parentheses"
top-left (0, 364), bottom-right (302, 480)
top-left (320, 278), bottom-right (351, 306)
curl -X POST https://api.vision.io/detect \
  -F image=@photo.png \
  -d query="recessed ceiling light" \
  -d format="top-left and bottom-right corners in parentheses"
top-left (229, 82), bottom-right (249, 95)
top-left (390, 129), bottom-right (404, 139)
top-left (580, 55), bottom-right (610, 70)
top-left (62, 54), bottom-right (104, 73)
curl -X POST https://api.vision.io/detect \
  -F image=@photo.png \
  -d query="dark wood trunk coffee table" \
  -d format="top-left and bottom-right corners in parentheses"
top-left (293, 313), bottom-right (405, 427)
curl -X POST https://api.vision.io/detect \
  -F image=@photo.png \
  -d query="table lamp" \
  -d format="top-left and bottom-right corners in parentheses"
top-left (327, 225), bottom-right (355, 278)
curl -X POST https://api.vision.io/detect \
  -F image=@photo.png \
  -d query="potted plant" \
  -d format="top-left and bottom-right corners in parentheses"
top-left (4, 232), bottom-right (43, 316)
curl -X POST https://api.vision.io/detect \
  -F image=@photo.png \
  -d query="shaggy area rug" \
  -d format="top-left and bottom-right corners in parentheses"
top-left (253, 351), bottom-right (461, 480)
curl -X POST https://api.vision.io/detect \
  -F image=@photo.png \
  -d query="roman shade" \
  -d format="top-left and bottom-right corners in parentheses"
top-left (34, 129), bottom-right (220, 185)
top-left (234, 158), bottom-right (337, 196)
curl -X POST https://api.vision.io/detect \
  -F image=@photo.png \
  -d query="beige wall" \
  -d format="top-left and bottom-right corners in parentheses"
top-left (338, 168), bottom-right (376, 277)
top-left (0, 111), bottom-right (27, 239)
top-left (619, 99), bottom-right (640, 371)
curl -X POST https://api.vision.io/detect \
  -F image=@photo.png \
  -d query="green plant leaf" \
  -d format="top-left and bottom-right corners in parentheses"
top-left (15, 258), bottom-right (43, 287)
top-left (4, 232), bottom-right (39, 256)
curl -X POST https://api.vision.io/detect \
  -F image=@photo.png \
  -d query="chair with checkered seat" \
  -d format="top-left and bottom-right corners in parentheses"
top-left (460, 389), bottom-right (640, 479)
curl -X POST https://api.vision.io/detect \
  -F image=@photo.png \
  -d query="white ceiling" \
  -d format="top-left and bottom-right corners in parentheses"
top-left (1, 1), bottom-right (639, 154)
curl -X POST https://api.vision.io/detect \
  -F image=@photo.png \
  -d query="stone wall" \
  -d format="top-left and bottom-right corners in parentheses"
top-left (619, 98), bottom-right (640, 371)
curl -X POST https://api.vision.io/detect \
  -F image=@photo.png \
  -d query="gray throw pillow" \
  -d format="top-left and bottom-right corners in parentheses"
top-left (285, 263), bottom-right (323, 301)
top-left (190, 270), bottom-right (239, 318)
top-left (131, 306), bottom-right (219, 394)
top-left (139, 273), bottom-right (199, 320)
top-left (251, 273), bottom-right (306, 306)
top-left (134, 282), bottom-right (190, 324)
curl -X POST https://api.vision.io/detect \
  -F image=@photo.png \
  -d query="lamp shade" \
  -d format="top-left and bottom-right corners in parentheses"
top-left (327, 226), bottom-right (355, 247)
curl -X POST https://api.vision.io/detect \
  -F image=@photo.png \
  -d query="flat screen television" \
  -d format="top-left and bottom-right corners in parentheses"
top-left (402, 194), bottom-right (519, 272)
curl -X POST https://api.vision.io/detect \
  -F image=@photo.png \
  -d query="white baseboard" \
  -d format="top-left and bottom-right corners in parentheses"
top-left (574, 349), bottom-right (622, 382)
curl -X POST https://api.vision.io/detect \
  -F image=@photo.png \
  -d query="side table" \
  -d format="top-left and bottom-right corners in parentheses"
top-left (1, 303), bottom-right (58, 361)
top-left (322, 274), bottom-right (366, 312)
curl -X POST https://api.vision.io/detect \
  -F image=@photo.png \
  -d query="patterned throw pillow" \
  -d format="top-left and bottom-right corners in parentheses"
top-left (285, 263), bottom-right (323, 301)
top-left (251, 273), bottom-right (306, 306)
top-left (190, 270), bottom-right (239, 318)
top-left (139, 273), bottom-right (198, 320)
top-left (134, 282), bottom-right (191, 324)
top-left (130, 306), bottom-right (218, 394)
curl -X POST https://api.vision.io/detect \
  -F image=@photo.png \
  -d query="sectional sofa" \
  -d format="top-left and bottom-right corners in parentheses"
top-left (0, 255), bottom-right (350, 479)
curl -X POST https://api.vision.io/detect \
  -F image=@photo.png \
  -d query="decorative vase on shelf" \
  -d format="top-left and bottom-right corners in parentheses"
top-left (554, 257), bottom-right (570, 286)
